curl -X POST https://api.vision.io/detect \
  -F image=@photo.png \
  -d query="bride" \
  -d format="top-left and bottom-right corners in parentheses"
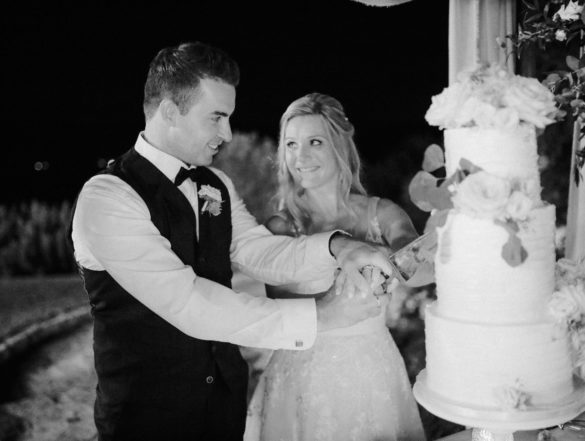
top-left (245, 93), bottom-right (426, 441)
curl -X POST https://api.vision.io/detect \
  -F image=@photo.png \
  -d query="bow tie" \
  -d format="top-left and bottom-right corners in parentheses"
top-left (174, 167), bottom-right (204, 186)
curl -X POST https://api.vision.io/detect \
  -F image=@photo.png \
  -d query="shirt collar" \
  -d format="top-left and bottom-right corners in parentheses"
top-left (134, 133), bottom-right (195, 183)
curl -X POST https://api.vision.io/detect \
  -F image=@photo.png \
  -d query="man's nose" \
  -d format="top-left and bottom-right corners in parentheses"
top-left (219, 120), bottom-right (232, 143)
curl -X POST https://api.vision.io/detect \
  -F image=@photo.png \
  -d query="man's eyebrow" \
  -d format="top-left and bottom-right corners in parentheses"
top-left (212, 111), bottom-right (230, 117)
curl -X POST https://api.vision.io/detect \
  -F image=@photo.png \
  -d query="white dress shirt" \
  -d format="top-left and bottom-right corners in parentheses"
top-left (72, 134), bottom-right (338, 350)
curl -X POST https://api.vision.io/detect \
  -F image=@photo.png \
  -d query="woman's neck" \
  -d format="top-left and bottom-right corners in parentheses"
top-left (303, 184), bottom-right (356, 232)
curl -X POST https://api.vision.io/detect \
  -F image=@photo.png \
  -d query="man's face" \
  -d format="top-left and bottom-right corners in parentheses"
top-left (169, 78), bottom-right (235, 166)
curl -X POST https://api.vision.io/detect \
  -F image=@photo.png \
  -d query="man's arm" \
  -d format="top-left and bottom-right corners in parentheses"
top-left (72, 175), bottom-right (319, 350)
top-left (216, 168), bottom-right (394, 291)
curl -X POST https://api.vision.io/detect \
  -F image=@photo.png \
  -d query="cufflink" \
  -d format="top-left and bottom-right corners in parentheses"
top-left (295, 340), bottom-right (303, 348)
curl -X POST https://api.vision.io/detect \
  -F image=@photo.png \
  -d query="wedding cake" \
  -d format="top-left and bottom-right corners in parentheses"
top-left (411, 64), bottom-right (585, 429)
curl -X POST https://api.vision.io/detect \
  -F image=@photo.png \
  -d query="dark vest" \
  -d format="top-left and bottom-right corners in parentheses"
top-left (78, 148), bottom-right (248, 441)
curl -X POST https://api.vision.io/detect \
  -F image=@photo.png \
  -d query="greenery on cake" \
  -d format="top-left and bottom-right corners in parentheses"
top-left (409, 144), bottom-right (538, 267)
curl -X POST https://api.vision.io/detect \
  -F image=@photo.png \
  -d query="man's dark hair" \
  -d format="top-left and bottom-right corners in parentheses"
top-left (143, 41), bottom-right (240, 120)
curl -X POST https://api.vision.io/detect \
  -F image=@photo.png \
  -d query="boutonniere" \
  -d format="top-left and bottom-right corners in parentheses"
top-left (198, 185), bottom-right (223, 216)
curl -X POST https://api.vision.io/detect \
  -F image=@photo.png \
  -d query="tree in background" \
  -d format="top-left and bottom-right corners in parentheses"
top-left (213, 132), bottom-right (280, 224)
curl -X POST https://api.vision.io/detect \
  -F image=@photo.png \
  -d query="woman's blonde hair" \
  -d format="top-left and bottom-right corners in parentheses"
top-left (276, 92), bottom-right (366, 233)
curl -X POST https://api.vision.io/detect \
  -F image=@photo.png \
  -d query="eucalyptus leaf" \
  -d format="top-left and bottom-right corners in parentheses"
top-left (568, 32), bottom-right (579, 45)
top-left (525, 14), bottom-right (543, 24)
top-left (494, 218), bottom-right (520, 234)
top-left (544, 72), bottom-right (562, 86)
top-left (501, 232), bottom-right (528, 267)
top-left (409, 170), bottom-right (455, 212)
top-left (567, 55), bottom-right (580, 71)
top-left (408, 171), bottom-right (439, 212)
top-left (425, 209), bottom-right (450, 233)
top-left (422, 144), bottom-right (445, 173)
top-left (458, 158), bottom-right (483, 175)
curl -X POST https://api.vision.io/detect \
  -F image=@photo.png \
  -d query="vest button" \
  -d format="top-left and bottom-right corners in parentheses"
top-left (198, 256), bottom-right (206, 265)
top-left (206, 376), bottom-right (214, 384)
top-left (211, 344), bottom-right (217, 354)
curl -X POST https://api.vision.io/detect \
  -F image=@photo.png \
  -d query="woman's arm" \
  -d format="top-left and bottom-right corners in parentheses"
top-left (376, 198), bottom-right (419, 252)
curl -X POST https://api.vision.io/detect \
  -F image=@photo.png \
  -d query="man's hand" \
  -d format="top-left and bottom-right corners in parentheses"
top-left (315, 271), bottom-right (381, 332)
top-left (329, 234), bottom-right (394, 295)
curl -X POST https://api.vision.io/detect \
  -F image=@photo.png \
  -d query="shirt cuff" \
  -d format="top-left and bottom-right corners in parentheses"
top-left (326, 230), bottom-right (352, 258)
top-left (275, 298), bottom-right (317, 350)
top-left (306, 231), bottom-right (345, 265)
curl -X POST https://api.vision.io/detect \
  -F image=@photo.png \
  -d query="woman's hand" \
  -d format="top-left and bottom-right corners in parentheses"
top-left (329, 234), bottom-right (394, 295)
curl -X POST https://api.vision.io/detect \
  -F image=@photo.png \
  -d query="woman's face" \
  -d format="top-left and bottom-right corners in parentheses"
top-left (283, 115), bottom-right (340, 191)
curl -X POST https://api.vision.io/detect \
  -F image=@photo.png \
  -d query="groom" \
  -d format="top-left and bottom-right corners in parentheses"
top-left (71, 41), bottom-right (393, 441)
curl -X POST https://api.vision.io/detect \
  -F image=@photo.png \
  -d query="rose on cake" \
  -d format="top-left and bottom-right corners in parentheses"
top-left (451, 171), bottom-right (511, 219)
top-left (505, 190), bottom-right (533, 221)
top-left (549, 280), bottom-right (585, 379)
top-left (425, 64), bottom-right (559, 130)
top-left (494, 381), bottom-right (530, 411)
top-left (549, 283), bottom-right (585, 323)
top-left (555, 256), bottom-right (585, 289)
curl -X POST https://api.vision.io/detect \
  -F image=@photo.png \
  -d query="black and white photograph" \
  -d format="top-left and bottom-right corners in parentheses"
top-left (1, 0), bottom-right (584, 440)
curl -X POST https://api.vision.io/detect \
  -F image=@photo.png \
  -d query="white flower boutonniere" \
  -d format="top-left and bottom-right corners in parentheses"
top-left (198, 185), bottom-right (223, 216)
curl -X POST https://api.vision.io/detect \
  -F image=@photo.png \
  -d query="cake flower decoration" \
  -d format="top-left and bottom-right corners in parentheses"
top-left (425, 64), bottom-right (559, 130)
top-left (493, 380), bottom-right (530, 411)
top-left (198, 185), bottom-right (223, 216)
top-left (450, 171), bottom-right (511, 219)
top-left (410, 64), bottom-right (559, 267)
top-left (409, 147), bottom-right (533, 267)
top-left (555, 256), bottom-right (585, 289)
top-left (549, 276), bottom-right (585, 379)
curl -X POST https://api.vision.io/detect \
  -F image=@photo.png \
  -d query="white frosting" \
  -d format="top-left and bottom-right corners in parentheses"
top-left (424, 305), bottom-right (574, 409)
top-left (444, 125), bottom-right (540, 185)
top-left (435, 205), bottom-right (556, 324)
top-left (419, 123), bottom-right (576, 414)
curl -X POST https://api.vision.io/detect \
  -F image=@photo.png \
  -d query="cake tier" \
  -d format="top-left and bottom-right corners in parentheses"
top-left (444, 125), bottom-right (539, 185)
top-left (424, 305), bottom-right (574, 411)
top-left (435, 204), bottom-right (556, 324)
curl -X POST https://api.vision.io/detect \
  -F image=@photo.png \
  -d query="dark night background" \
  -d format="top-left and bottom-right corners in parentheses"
top-left (1, 0), bottom-right (449, 204)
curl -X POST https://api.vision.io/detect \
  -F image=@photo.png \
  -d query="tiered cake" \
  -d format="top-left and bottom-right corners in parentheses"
top-left (412, 65), bottom-right (585, 431)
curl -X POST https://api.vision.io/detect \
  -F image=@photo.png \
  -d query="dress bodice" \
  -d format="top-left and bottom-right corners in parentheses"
top-left (274, 196), bottom-right (385, 293)
top-left (276, 197), bottom-right (388, 336)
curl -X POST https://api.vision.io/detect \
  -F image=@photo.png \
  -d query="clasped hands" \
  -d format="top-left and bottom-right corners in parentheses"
top-left (316, 235), bottom-right (397, 332)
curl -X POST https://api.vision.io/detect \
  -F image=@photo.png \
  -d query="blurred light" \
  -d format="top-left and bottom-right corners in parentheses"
top-left (33, 161), bottom-right (51, 171)
top-left (97, 158), bottom-right (114, 169)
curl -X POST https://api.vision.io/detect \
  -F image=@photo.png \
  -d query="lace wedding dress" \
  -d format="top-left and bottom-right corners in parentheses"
top-left (244, 197), bottom-right (426, 441)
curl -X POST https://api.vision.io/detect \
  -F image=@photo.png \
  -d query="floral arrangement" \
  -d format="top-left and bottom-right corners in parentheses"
top-left (555, 256), bottom-right (585, 288)
top-left (507, 0), bottom-right (585, 52)
top-left (549, 257), bottom-right (585, 379)
top-left (451, 172), bottom-right (538, 222)
top-left (494, 380), bottom-right (531, 411)
top-left (198, 185), bottom-right (223, 216)
top-left (411, 64), bottom-right (560, 266)
top-left (425, 64), bottom-right (559, 130)
top-left (409, 145), bottom-right (536, 267)
top-left (505, 0), bottom-right (585, 185)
